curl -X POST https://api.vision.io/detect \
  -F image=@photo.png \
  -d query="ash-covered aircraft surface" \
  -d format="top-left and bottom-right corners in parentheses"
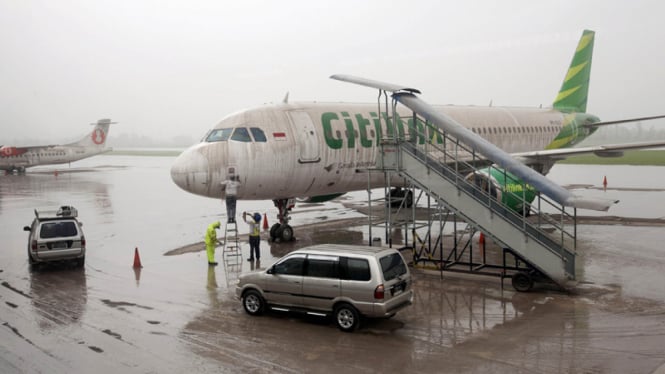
top-left (171, 30), bottom-right (665, 241)
top-left (1, 118), bottom-right (114, 173)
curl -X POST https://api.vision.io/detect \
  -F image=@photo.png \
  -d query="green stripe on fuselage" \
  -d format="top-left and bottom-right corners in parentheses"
top-left (546, 112), bottom-right (599, 149)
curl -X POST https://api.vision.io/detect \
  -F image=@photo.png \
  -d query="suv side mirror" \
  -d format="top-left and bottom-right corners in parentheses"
top-left (267, 266), bottom-right (274, 275)
top-left (23, 226), bottom-right (31, 231)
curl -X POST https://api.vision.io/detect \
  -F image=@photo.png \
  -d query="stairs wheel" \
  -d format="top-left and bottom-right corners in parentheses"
top-left (512, 271), bottom-right (534, 292)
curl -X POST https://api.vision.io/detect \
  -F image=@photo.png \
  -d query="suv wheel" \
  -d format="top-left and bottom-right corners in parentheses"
top-left (243, 290), bottom-right (265, 316)
top-left (334, 303), bottom-right (360, 332)
top-left (75, 256), bottom-right (85, 268)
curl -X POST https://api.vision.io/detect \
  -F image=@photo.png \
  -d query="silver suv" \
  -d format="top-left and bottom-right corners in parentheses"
top-left (235, 244), bottom-right (413, 332)
top-left (23, 206), bottom-right (86, 269)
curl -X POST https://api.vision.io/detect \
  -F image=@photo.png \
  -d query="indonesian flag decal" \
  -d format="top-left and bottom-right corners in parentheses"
top-left (91, 128), bottom-right (106, 145)
top-left (273, 132), bottom-right (287, 141)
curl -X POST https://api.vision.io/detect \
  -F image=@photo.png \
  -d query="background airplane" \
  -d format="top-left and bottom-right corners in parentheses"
top-left (171, 30), bottom-right (665, 242)
top-left (1, 118), bottom-right (115, 173)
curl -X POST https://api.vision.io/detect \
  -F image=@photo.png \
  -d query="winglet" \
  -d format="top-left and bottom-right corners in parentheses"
top-left (553, 30), bottom-right (595, 113)
top-left (90, 118), bottom-right (117, 126)
top-left (565, 196), bottom-right (619, 212)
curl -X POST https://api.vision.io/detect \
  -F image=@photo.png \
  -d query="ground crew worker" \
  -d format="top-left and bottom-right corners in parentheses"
top-left (205, 221), bottom-right (221, 265)
top-left (220, 175), bottom-right (240, 223)
top-left (243, 212), bottom-right (261, 261)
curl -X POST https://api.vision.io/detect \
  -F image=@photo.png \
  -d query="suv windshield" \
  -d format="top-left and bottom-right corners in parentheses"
top-left (379, 253), bottom-right (407, 281)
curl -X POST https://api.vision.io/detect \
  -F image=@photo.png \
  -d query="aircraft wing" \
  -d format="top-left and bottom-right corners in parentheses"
top-left (331, 74), bottom-right (617, 212)
top-left (513, 140), bottom-right (665, 162)
top-left (582, 114), bottom-right (665, 128)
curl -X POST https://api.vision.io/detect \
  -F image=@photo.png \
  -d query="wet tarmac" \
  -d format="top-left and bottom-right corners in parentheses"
top-left (1, 156), bottom-right (665, 373)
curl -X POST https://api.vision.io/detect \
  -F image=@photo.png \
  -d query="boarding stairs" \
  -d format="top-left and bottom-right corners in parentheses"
top-left (221, 221), bottom-right (242, 284)
top-left (378, 123), bottom-right (577, 288)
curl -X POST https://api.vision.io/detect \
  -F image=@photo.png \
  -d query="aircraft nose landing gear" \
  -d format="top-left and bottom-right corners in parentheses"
top-left (270, 198), bottom-right (295, 242)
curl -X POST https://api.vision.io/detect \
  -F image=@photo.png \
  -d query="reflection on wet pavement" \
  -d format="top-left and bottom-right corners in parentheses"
top-left (29, 266), bottom-right (88, 331)
top-left (1, 157), bottom-right (665, 373)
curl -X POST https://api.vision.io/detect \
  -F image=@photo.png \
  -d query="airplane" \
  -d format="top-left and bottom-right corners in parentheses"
top-left (1, 118), bottom-right (115, 173)
top-left (171, 30), bottom-right (665, 242)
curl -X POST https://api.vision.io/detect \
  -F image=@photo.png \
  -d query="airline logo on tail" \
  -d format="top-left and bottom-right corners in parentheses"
top-left (92, 127), bottom-right (106, 145)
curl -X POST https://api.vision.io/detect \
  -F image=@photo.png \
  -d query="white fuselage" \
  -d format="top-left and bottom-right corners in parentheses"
top-left (170, 102), bottom-right (569, 201)
top-left (1, 120), bottom-right (111, 172)
top-left (0, 145), bottom-right (104, 171)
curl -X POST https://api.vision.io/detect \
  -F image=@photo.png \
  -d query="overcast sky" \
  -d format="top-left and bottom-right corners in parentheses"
top-left (1, 0), bottom-right (664, 145)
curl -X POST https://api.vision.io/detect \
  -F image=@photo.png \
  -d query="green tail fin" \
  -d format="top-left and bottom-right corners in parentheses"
top-left (553, 30), bottom-right (595, 113)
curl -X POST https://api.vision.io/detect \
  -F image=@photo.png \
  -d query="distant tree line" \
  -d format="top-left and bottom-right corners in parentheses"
top-left (109, 133), bottom-right (198, 148)
top-left (579, 122), bottom-right (665, 146)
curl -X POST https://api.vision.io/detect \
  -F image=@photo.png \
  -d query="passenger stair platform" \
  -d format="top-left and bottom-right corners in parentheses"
top-left (380, 140), bottom-right (576, 289)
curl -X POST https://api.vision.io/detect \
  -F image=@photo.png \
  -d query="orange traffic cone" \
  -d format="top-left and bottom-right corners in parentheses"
top-left (263, 213), bottom-right (269, 230)
top-left (133, 247), bottom-right (143, 268)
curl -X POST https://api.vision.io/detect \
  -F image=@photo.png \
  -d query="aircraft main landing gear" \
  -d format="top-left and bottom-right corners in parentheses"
top-left (270, 198), bottom-right (295, 242)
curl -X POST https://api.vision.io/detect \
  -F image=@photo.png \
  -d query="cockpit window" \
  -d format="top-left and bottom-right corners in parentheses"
top-left (250, 127), bottom-right (267, 142)
top-left (231, 128), bottom-right (252, 142)
top-left (206, 128), bottom-right (233, 142)
top-left (204, 127), bottom-right (266, 143)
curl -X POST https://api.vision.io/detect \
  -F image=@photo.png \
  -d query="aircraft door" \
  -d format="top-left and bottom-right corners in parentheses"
top-left (287, 111), bottom-right (320, 163)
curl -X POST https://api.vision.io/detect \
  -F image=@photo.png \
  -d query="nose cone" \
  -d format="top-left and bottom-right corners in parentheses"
top-left (170, 146), bottom-right (210, 196)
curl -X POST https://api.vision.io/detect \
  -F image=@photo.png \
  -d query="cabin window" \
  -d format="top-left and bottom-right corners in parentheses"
top-left (231, 128), bottom-right (252, 142)
top-left (205, 128), bottom-right (233, 142)
top-left (250, 127), bottom-right (267, 142)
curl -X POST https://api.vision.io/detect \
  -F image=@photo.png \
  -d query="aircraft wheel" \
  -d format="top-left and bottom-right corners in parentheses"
top-left (387, 188), bottom-right (413, 208)
top-left (269, 223), bottom-right (281, 240)
top-left (279, 225), bottom-right (294, 242)
top-left (512, 271), bottom-right (533, 292)
top-left (404, 190), bottom-right (413, 207)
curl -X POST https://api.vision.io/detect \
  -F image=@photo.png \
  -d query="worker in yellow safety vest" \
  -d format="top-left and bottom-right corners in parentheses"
top-left (243, 212), bottom-right (261, 261)
top-left (205, 221), bottom-right (221, 265)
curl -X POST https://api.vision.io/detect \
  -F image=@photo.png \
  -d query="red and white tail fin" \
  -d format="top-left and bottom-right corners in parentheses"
top-left (68, 118), bottom-right (115, 148)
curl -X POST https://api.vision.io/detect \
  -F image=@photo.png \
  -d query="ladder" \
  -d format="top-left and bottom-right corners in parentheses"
top-left (222, 221), bottom-right (242, 285)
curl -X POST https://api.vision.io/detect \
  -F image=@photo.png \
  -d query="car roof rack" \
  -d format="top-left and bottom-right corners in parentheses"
top-left (34, 206), bottom-right (78, 219)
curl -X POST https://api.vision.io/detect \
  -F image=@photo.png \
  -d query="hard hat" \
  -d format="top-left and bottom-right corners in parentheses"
top-left (253, 213), bottom-right (261, 222)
